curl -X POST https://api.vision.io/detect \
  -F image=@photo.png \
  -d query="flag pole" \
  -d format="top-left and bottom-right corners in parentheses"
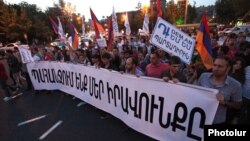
top-left (184, 0), bottom-right (189, 24)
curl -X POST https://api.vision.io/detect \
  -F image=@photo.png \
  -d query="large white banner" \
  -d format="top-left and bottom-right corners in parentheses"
top-left (27, 61), bottom-right (218, 141)
top-left (150, 17), bottom-right (195, 64)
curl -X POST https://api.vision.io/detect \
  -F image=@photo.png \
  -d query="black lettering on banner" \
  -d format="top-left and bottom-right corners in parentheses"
top-left (89, 76), bottom-right (95, 97)
top-left (106, 82), bottom-right (113, 104)
top-left (48, 69), bottom-right (56, 83)
top-left (65, 71), bottom-right (69, 86)
top-left (89, 76), bottom-right (102, 100)
top-left (39, 69), bottom-right (45, 83)
top-left (149, 95), bottom-right (158, 123)
top-left (76, 73), bottom-right (87, 92)
top-left (171, 102), bottom-right (188, 132)
top-left (83, 75), bottom-right (87, 92)
top-left (96, 80), bottom-right (104, 100)
top-left (106, 83), bottom-right (128, 110)
top-left (129, 91), bottom-right (139, 118)
top-left (57, 70), bottom-right (62, 84)
top-left (31, 69), bottom-right (40, 83)
top-left (89, 76), bottom-right (93, 96)
top-left (93, 77), bottom-right (99, 99)
top-left (61, 70), bottom-right (66, 85)
top-left (138, 93), bottom-right (149, 121)
top-left (43, 69), bottom-right (48, 83)
top-left (113, 85), bottom-right (121, 107)
top-left (65, 71), bottom-right (74, 87)
top-left (158, 97), bottom-right (172, 128)
top-left (75, 72), bottom-right (81, 90)
top-left (121, 87), bottom-right (129, 114)
top-left (187, 107), bottom-right (206, 141)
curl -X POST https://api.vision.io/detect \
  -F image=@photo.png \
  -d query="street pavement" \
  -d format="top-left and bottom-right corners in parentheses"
top-left (0, 89), bottom-right (156, 141)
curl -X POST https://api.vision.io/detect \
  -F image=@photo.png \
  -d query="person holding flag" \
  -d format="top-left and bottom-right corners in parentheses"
top-left (142, 10), bottom-right (149, 35)
top-left (124, 12), bottom-right (131, 36)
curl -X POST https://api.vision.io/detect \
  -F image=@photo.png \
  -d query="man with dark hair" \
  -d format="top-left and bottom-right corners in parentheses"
top-left (125, 57), bottom-right (144, 76)
top-left (161, 56), bottom-right (187, 83)
top-left (91, 54), bottom-right (103, 68)
top-left (198, 56), bottom-right (242, 124)
top-left (101, 52), bottom-right (117, 71)
top-left (145, 51), bottom-right (169, 78)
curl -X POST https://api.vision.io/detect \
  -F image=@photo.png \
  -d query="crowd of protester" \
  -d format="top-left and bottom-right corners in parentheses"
top-left (1, 30), bottom-right (250, 125)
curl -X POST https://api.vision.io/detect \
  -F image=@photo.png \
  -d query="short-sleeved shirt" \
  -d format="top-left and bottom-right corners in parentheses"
top-left (198, 72), bottom-right (242, 124)
top-left (145, 63), bottom-right (169, 78)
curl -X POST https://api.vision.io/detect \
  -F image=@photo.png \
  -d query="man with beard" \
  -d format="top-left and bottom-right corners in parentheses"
top-left (198, 56), bottom-right (242, 124)
top-left (125, 57), bottom-right (144, 76)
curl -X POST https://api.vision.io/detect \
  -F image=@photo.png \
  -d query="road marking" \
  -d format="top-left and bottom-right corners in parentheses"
top-left (39, 120), bottom-right (63, 140)
top-left (77, 102), bottom-right (86, 107)
top-left (12, 93), bottom-right (23, 99)
top-left (17, 114), bottom-right (48, 126)
top-left (72, 96), bottom-right (76, 100)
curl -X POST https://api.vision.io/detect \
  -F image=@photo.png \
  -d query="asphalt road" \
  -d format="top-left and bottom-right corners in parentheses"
top-left (0, 89), bottom-right (156, 141)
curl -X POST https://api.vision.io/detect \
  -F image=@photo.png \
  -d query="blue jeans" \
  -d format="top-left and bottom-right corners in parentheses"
top-left (0, 79), bottom-right (11, 97)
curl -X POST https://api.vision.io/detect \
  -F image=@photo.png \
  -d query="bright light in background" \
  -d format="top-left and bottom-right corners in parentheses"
top-left (141, 4), bottom-right (149, 14)
top-left (5, 0), bottom-right (216, 20)
top-left (121, 13), bottom-right (126, 22)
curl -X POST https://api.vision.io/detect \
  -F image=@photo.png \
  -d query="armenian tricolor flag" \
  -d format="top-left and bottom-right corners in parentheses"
top-left (90, 8), bottom-right (104, 39)
top-left (107, 16), bottom-right (113, 51)
top-left (49, 16), bottom-right (58, 34)
top-left (196, 14), bottom-right (213, 70)
top-left (70, 23), bottom-right (79, 50)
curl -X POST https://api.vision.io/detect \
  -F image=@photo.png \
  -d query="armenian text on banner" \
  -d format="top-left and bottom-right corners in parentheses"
top-left (27, 61), bottom-right (218, 141)
top-left (150, 17), bottom-right (195, 64)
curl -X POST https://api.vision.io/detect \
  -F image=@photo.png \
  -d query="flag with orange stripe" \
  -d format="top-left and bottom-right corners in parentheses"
top-left (70, 22), bottom-right (79, 50)
top-left (90, 8), bottom-right (104, 39)
top-left (196, 14), bottom-right (213, 69)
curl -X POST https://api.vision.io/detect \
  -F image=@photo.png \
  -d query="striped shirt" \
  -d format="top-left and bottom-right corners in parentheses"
top-left (198, 72), bottom-right (242, 124)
